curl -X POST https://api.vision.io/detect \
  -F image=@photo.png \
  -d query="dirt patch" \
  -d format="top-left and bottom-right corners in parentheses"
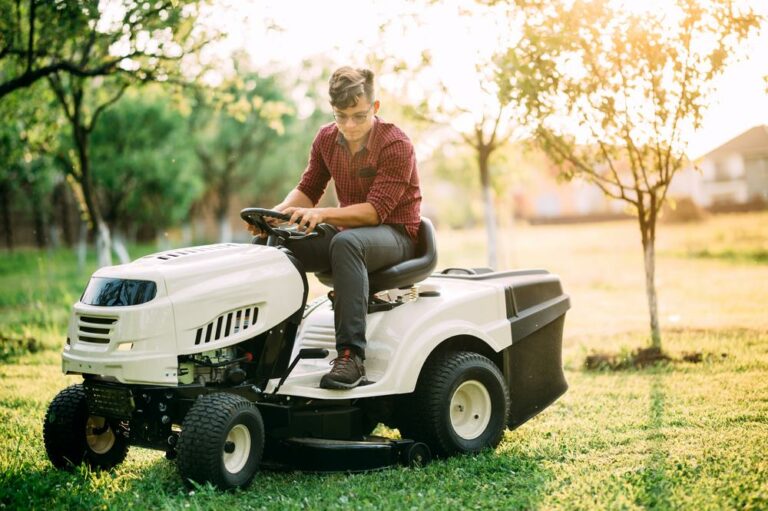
top-left (585, 346), bottom-right (727, 371)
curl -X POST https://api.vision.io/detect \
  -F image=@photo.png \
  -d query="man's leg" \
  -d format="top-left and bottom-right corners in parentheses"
top-left (320, 225), bottom-right (414, 389)
top-left (280, 224), bottom-right (338, 273)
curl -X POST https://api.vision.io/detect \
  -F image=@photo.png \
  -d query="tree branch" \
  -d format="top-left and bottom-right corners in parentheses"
top-left (26, 0), bottom-right (35, 73)
top-left (540, 129), bottom-right (638, 205)
top-left (46, 73), bottom-right (74, 123)
top-left (87, 82), bottom-right (130, 133)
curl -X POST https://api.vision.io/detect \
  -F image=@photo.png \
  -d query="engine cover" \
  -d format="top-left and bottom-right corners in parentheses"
top-left (62, 244), bottom-right (305, 385)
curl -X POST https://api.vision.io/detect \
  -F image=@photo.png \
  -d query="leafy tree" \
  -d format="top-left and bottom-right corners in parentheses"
top-left (188, 70), bottom-right (294, 242)
top-left (18, 0), bottom-right (211, 266)
top-left (495, 0), bottom-right (763, 348)
top-left (0, 0), bottom-right (207, 99)
top-left (0, 81), bottom-right (64, 250)
top-left (89, 89), bottom-right (202, 245)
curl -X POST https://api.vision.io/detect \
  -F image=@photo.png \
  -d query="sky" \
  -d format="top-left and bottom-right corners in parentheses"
top-left (202, 0), bottom-right (768, 159)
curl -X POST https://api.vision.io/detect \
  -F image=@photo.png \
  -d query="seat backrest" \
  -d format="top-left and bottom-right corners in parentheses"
top-left (368, 218), bottom-right (437, 293)
top-left (315, 218), bottom-right (438, 293)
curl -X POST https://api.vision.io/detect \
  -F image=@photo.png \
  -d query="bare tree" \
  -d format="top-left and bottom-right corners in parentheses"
top-left (496, 0), bottom-right (763, 348)
top-left (378, 1), bottom-right (519, 269)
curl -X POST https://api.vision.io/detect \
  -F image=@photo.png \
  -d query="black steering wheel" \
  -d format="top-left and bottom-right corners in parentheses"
top-left (240, 207), bottom-right (321, 242)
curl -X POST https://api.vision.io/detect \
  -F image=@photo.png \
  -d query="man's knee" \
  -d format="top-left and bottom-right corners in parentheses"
top-left (329, 230), bottom-right (364, 259)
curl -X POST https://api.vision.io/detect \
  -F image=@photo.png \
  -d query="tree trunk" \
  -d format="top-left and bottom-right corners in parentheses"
top-left (0, 182), bottom-right (13, 251)
top-left (77, 219), bottom-right (88, 274)
top-left (112, 229), bottom-right (131, 264)
top-left (639, 218), bottom-right (662, 348)
top-left (74, 123), bottom-right (112, 267)
top-left (181, 223), bottom-right (192, 246)
top-left (478, 151), bottom-right (498, 270)
top-left (218, 213), bottom-right (232, 243)
top-left (54, 180), bottom-right (73, 246)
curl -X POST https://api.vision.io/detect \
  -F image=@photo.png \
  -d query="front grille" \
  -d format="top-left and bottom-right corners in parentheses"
top-left (84, 383), bottom-right (135, 419)
top-left (77, 315), bottom-right (117, 344)
top-left (194, 305), bottom-right (259, 345)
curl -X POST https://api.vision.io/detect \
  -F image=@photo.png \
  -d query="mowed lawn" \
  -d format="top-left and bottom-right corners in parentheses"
top-left (1, 212), bottom-right (766, 510)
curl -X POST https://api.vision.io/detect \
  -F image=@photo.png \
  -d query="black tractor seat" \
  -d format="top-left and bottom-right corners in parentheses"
top-left (315, 218), bottom-right (438, 294)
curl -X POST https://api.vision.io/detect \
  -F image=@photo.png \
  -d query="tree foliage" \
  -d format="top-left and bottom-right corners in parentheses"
top-left (188, 68), bottom-right (295, 241)
top-left (495, 0), bottom-right (763, 346)
top-left (0, 0), bottom-right (209, 99)
top-left (89, 88), bottom-right (202, 234)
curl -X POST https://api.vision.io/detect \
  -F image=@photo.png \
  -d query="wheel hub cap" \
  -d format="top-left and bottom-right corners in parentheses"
top-left (86, 416), bottom-right (116, 454)
top-left (450, 380), bottom-right (492, 440)
top-left (222, 424), bottom-right (251, 474)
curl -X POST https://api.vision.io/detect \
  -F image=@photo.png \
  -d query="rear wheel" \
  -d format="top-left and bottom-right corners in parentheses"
top-left (43, 384), bottom-right (129, 470)
top-left (176, 393), bottom-right (264, 490)
top-left (397, 351), bottom-right (510, 457)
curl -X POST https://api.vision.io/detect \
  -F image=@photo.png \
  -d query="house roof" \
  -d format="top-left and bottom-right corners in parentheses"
top-left (702, 125), bottom-right (768, 160)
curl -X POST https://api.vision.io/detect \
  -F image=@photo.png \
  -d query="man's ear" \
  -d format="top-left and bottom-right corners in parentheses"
top-left (373, 100), bottom-right (380, 114)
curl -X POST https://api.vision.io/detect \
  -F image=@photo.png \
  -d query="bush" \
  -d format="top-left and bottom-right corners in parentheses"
top-left (661, 197), bottom-right (707, 223)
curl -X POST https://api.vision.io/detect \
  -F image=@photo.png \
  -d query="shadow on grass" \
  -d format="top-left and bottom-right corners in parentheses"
top-left (1, 447), bottom-right (553, 510)
top-left (631, 375), bottom-right (673, 509)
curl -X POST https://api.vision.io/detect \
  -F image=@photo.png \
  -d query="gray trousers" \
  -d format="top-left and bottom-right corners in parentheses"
top-left (283, 224), bottom-right (414, 358)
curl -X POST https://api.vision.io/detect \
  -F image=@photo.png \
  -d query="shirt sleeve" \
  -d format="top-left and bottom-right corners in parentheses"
top-left (296, 134), bottom-right (331, 206)
top-left (366, 139), bottom-right (415, 223)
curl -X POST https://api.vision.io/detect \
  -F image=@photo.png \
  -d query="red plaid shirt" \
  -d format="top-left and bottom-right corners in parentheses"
top-left (296, 117), bottom-right (422, 241)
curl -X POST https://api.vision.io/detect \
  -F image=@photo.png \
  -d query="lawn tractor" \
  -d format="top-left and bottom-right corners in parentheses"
top-left (43, 208), bottom-right (570, 489)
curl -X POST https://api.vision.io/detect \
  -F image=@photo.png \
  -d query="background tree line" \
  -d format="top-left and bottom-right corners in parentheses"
top-left (0, 0), bottom-right (329, 266)
top-left (1, 0), bottom-right (764, 350)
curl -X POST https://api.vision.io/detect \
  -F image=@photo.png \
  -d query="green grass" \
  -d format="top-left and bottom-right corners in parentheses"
top-left (683, 247), bottom-right (768, 264)
top-left (1, 213), bottom-right (767, 509)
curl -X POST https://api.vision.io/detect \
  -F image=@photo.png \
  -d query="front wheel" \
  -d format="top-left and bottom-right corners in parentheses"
top-left (398, 351), bottom-right (510, 457)
top-left (43, 384), bottom-right (129, 470)
top-left (176, 393), bottom-right (264, 490)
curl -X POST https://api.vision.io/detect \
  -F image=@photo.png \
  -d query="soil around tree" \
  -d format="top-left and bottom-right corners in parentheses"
top-left (585, 346), bottom-right (728, 371)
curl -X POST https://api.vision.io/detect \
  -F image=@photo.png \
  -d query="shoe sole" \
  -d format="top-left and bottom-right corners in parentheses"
top-left (319, 376), bottom-right (365, 390)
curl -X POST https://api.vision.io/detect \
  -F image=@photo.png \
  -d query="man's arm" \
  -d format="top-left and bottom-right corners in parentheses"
top-left (274, 188), bottom-right (314, 211)
top-left (283, 202), bottom-right (379, 234)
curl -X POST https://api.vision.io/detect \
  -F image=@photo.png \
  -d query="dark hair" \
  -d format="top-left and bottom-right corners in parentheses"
top-left (329, 67), bottom-right (375, 109)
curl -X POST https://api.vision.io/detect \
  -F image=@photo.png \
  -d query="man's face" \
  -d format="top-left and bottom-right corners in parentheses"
top-left (333, 98), bottom-right (380, 145)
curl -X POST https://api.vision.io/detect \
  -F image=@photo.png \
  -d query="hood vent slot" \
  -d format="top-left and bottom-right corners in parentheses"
top-left (148, 243), bottom-right (239, 262)
top-left (194, 305), bottom-right (259, 345)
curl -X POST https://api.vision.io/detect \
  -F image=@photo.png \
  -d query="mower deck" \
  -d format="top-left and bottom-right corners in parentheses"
top-left (263, 436), bottom-right (430, 472)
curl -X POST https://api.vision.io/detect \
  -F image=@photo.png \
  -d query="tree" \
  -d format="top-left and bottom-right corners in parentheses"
top-left (0, 80), bottom-right (64, 250)
top-left (89, 89), bottom-right (202, 247)
top-left (18, 0), bottom-right (210, 266)
top-left (378, 2), bottom-right (519, 269)
top-left (0, 0), bottom-right (206, 99)
top-left (188, 70), bottom-right (294, 242)
top-left (495, 0), bottom-right (763, 348)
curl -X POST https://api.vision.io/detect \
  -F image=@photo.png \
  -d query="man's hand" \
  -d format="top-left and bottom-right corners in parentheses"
top-left (283, 207), bottom-right (327, 234)
top-left (245, 221), bottom-right (267, 239)
top-left (244, 206), bottom-right (286, 239)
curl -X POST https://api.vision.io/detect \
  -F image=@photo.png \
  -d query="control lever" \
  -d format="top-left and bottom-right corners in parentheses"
top-left (272, 348), bottom-right (329, 394)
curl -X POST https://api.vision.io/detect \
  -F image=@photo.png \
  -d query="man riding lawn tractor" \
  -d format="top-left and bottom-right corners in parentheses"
top-left (42, 67), bottom-right (570, 490)
top-left (248, 66), bottom-right (422, 391)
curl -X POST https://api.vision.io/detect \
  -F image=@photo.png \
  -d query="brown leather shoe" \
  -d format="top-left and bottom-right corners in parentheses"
top-left (320, 349), bottom-right (366, 389)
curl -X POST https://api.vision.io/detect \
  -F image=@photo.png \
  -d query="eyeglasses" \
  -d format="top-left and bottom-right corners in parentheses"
top-left (333, 103), bottom-right (374, 125)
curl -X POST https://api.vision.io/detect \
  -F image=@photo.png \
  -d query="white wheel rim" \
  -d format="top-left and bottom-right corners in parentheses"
top-left (223, 424), bottom-right (251, 474)
top-left (86, 416), bottom-right (116, 454)
top-left (450, 380), bottom-right (492, 440)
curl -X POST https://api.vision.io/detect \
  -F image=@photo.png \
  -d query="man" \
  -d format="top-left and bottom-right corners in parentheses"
top-left (246, 66), bottom-right (422, 390)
